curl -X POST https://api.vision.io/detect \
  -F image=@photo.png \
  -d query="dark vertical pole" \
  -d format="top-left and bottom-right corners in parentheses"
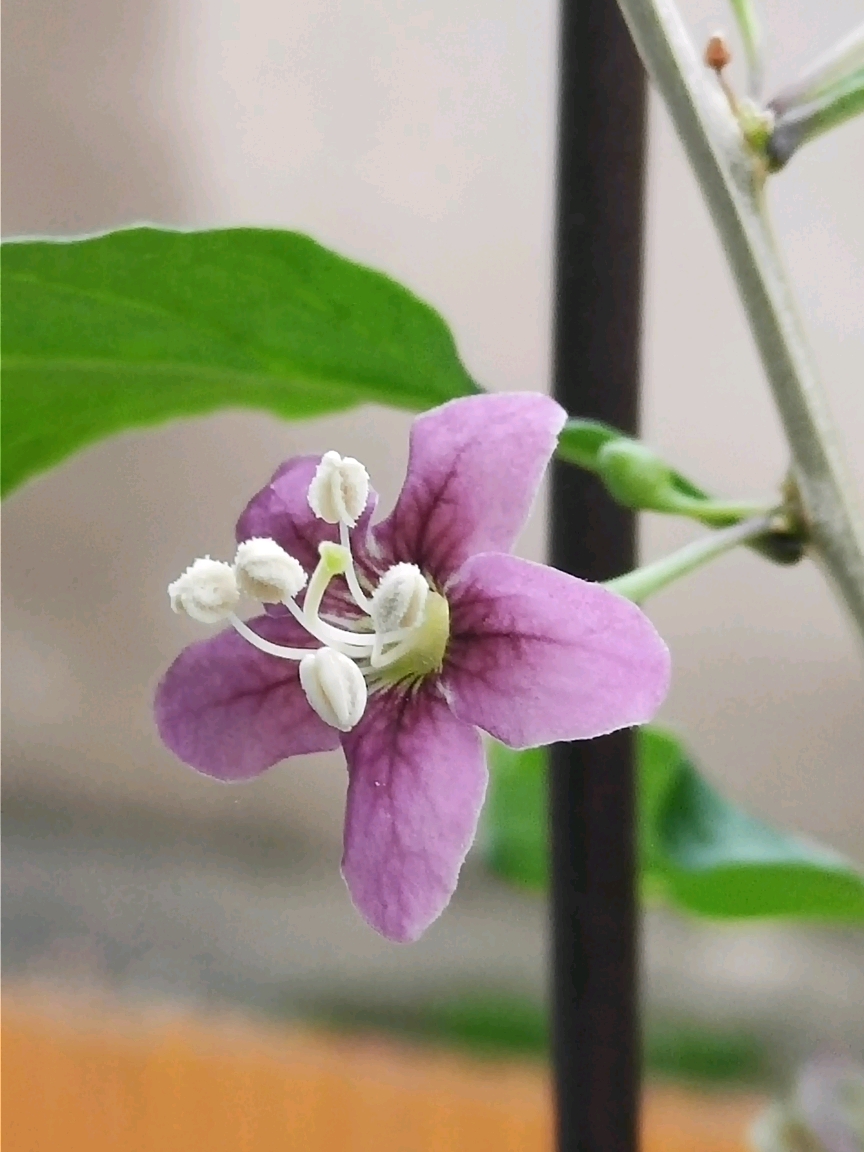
top-left (549, 0), bottom-right (647, 1148)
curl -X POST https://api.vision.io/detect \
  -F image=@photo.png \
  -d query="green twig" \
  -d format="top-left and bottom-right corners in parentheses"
top-left (606, 515), bottom-right (778, 603)
top-left (613, 0), bottom-right (864, 642)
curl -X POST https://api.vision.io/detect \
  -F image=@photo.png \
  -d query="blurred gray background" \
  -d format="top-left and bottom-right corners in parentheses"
top-left (3, 0), bottom-right (863, 1063)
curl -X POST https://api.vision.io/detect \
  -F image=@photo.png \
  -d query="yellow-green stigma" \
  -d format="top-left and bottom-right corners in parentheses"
top-left (374, 590), bottom-right (450, 689)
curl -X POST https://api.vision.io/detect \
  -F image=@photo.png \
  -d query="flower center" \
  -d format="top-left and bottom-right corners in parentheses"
top-left (370, 590), bottom-right (449, 689)
top-left (166, 451), bottom-right (451, 732)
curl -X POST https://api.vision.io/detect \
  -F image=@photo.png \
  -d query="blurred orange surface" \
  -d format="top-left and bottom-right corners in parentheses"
top-left (2, 989), bottom-right (765, 1151)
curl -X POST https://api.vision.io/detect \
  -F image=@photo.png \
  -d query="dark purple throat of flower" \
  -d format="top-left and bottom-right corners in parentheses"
top-left (155, 393), bottom-right (672, 943)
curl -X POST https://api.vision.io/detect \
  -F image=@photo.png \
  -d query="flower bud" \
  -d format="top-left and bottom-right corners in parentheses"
top-left (596, 440), bottom-right (677, 512)
top-left (307, 451), bottom-right (370, 526)
top-left (234, 537), bottom-right (307, 602)
top-left (299, 647), bottom-right (367, 732)
top-left (704, 33), bottom-right (731, 73)
top-left (370, 564), bottom-right (429, 632)
top-left (168, 557), bottom-right (239, 623)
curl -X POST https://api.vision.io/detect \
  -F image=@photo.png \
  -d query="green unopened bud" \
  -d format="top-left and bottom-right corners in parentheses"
top-left (556, 419), bottom-right (622, 471)
top-left (596, 440), bottom-right (678, 512)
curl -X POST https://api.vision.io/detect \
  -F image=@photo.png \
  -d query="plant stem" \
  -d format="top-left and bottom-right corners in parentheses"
top-left (613, 0), bottom-right (864, 640)
top-left (606, 514), bottom-right (778, 602)
top-left (671, 495), bottom-right (773, 526)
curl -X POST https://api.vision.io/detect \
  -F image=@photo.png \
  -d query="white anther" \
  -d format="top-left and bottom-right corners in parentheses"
top-left (168, 557), bottom-right (239, 624)
top-left (370, 564), bottom-right (429, 632)
top-left (299, 647), bottom-right (368, 732)
top-left (307, 451), bottom-right (369, 527)
top-left (234, 537), bottom-right (307, 603)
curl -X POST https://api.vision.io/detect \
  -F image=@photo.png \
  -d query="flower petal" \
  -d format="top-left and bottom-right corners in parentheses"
top-left (236, 454), bottom-right (379, 578)
top-left (155, 614), bottom-right (339, 780)
top-left (443, 553), bottom-right (671, 747)
top-left (371, 393), bottom-right (566, 585)
top-left (340, 687), bottom-right (487, 943)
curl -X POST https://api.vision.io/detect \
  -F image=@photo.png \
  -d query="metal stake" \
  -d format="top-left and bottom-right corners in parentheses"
top-left (549, 0), bottom-right (647, 1147)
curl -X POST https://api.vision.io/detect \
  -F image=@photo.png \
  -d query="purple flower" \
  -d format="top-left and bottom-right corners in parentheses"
top-left (155, 393), bottom-right (670, 942)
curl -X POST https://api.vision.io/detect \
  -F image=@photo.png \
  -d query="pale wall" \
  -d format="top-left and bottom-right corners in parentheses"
top-left (4, 0), bottom-right (863, 857)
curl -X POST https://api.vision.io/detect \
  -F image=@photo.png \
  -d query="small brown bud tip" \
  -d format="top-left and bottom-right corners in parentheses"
top-left (705, 34), bottom-right (732, 72)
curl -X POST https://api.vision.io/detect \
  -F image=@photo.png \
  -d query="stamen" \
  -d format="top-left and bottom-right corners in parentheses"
top-left (168, 448), bottom-right (446, 722)
top-left (168, 557), bottom-right (239, 623)
top-left (282, 595), bottom-right (376, 654)
top-left (307, 451), bottom-right (370, 527)
top-left (369, 564), bottom-right (429, 632)
top-left (229, 614), bottom-right (318, 661)
top-left (339, 521), bottom-right (372, 611)
top-left (368, 564), bottom-right (429, 667)
top-left (369, 635), bottom-right (415, 670)
top-left (234, 538), bottom-right (307, 602)
top-left (299, 647), bottom-right (368, 731)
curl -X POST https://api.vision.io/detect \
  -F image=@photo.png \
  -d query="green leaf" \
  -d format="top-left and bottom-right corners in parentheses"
top-left (652, 732), bottom-right (864, 919)
top-left (638, 726), bottom-right (686, 874)
top-left (482, 729), bottom-right (864, 921)
top-left (483, 743), bottom-right (548, 890)
top-left (1, 226), bottom-right (482, 495)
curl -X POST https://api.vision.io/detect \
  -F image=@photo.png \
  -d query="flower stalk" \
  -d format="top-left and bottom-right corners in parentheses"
top-left (605, 513), bottom-right (781, 603)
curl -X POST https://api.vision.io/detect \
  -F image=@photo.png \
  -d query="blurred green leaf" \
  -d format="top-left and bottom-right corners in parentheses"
top-left (315, 993), bottom-right (768, 1083)
top-left (484, 743), bottom-right (548, 890)
top-left (1, 227), bottom-right (481, 495)
top-left (654, 736), bottom-right (864, 919)
top-left (644, 1023), bottom-right (766, 1085)
top-left (313, 994), bottom-right (549, 1059)
top-left (483, 729), bottom-right (864, 921)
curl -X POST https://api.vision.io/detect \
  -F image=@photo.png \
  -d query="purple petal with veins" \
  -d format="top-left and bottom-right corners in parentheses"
top-left (340, 687), bottom-right (487, 943)
top-left (370, 392), bottom-right (566, 586)
top-left (155, 613), bottom-right (339, 780)
top-left (443, 553), bottom-right (671, 748)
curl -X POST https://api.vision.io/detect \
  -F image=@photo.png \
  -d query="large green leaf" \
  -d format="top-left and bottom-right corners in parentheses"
top-left (483, 729), bottom-right (864, 920)
top-left (1, 226), bottom-right (482, 494)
